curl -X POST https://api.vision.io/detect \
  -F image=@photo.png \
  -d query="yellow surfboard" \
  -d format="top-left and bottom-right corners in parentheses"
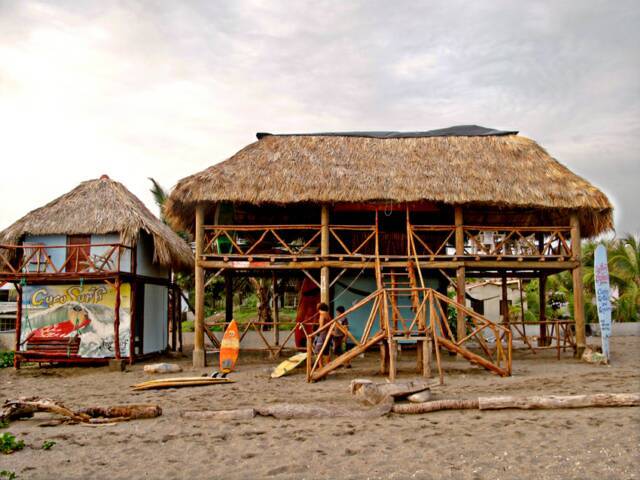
top-left (131, 377), bottom-right (234, 391)
top-left (220, 320), bottom-right (240, 373)
top-left (271, 352), bottom-right (308, 378)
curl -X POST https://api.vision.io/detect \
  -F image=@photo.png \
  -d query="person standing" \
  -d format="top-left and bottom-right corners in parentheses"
top-left (333, 305), bottom-right (352, 368)
top-left (313, 302), bottom-right (332, 368)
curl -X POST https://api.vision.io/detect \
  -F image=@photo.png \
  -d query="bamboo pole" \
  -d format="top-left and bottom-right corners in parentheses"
top-left (320, 205), bottom-right (330, 305)
top-left (14, 283), bottom-right (22, 369)
top-left (225, 272), bottom-right (233, 327)
top-left (570, 213), bottom-right (585, 357)
top-left (429, 291), bottom-right (444, 385)
top-left (272, 271), bottom-right (280, 349)
top-left (539, 274), bottom-right (547, 347)
top-left (454, 207), bottom-right (466, 356)
top-left (114, 277), bottom-right (121, 359)
top-left (501, 274), bottom-right (509, 326)
top-left (193, 204), bottom-right (206, 368)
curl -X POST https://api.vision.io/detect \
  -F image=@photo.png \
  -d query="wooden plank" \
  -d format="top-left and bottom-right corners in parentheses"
top-left (436, 335), bottom-right (509, 377)
top-left (311, 331), bottom-right (386, 381)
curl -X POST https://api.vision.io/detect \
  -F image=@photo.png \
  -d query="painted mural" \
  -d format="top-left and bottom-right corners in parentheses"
top-left (20, 283), bottom-right (130, 358)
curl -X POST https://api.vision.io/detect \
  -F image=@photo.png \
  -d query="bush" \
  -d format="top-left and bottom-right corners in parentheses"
top-left (0, 351), bottom-right (14, 369)
top-left (0, 433), bottom-right (24, 454)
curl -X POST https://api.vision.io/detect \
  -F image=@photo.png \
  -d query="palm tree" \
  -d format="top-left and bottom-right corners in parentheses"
top-left (609, 235), bottom-right (640, 322)
top-left (149, 177), bottom-right (168, 222)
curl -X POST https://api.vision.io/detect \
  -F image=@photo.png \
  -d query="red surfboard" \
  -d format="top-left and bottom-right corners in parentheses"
top-left (219, 320), bottom-right (240, 373)
top-left (27, 317), bottom-right (91, 341)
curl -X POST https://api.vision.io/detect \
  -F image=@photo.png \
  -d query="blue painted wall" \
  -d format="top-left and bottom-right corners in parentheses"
top-left (23, 235), bottom-right (66, 272)
top-left (90, 233), bottom-right (132, 273)
top-left (136, 231), bottom-right (169, 279)
top-left (333, 273), bottom-right (440, 342)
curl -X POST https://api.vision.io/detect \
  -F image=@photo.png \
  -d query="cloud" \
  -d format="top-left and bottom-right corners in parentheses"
top-left (0, 0), bottom-right (638, 234)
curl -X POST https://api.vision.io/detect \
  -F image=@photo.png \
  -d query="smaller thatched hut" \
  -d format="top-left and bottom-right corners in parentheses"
top-left (0, 175), bottom-right (193, 367)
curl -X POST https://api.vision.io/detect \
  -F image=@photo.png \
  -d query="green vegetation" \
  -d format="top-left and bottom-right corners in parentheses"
top-left (0, 433), bottom-right (24, 455)
top-left (182, 306), bottom-right (298, 332)
top-left (41, 440), bottom-right (56, 450)
top-left (0, 351), bottom-right (14, 368)
top-left (511, 235), bottom-right (640, 323)
top-left (0, 470), bottom-right (16, 479)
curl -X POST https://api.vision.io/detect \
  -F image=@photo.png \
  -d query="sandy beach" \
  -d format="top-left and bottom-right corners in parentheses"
top-left (1, 336), bottom-right (639, 480)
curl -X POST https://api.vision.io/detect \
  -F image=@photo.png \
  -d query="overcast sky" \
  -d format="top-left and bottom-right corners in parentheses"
top-left (1, 1), bottom-right (638, 234)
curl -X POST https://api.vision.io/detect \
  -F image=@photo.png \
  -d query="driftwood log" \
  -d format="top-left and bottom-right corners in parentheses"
top-left (392, 399), bottom-right (479, 414)
top-left (182, 408), bottom-right (256, 421)
top-left (2, 397), bottom-right (162, 424)
top-left (392, 393), bottom-right (640, 414)
top-left (350, 379), bottom-right (432, 406)
top-left (256, 398), bottom-right (394, 419)
top-left (478, 393), bottom-right (640, 410)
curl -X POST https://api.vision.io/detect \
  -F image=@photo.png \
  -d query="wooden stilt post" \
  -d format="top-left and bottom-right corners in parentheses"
top-left (272, 271), bottom-right (280, 351)
top-left (114, 277), bottom-right (121, 359)
top-left (225, 272), bottom-right (233, 326)
top-left (389, 339), bottom-right (397, 382)
top-left (539, 274), bottom-right (547, 347)
top-left (193, 204), bottom-right (206, 368)
top-left (501, 274), bottom-right (509, 325)
top-left (170, 279), bottom-right (176, 352)
top-left (129, 280), bottom-right (136, 362)
top-left (571, 213), bottom-right (586, 357)
top-left (379, 341), bottom-right (389, 375)
top-left (501, 274), bottom-right (510, 348)
top-left (14, 284), bottom-right (22, 369)
top-left (455, 206), bottom-right (466, 356)
top-left (320, 205), bottom-right (330, 305)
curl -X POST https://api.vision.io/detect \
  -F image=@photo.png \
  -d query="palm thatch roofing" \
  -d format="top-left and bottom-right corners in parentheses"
top-left (165, 126), bottom-right (613, 237)
top-left (0, 176), bottom-right (193, 271)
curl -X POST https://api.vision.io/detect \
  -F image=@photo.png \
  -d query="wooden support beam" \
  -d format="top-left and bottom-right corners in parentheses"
top-left (272, 271), bottom-right (280, 348)
top-left (501, 274), bottom-right (509, 326)
top-left (311, 331), bottom-right (386, 381)
top-left (198, 259), bottom-right (579, 271)
top-left (320, 205), bottom-right (330, 305)
top-left (14, 284), bottom-right (22, 369)
top-left (193, 204), bottom-right (206, 368)
top-left (571, 213), bottom-right (585, 357)
top-left (388, 339), bottom-right (397, 382)
top-left (455, 207), bottom-right (466, 357)
top-left (539, 274), bottom-right (547, 346)
top-left (114, 277), bottom-right (121, 359)
top-left (225, 272), bottom-right (233, 325)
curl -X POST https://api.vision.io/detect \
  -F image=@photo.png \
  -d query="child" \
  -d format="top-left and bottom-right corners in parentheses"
top-left (313, 302), bottom-right (332, 367)
top-left (333, 305), bottom-right (352, 368)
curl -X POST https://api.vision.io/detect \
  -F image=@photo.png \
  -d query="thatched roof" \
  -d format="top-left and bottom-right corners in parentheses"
top-left (165, 126), bottom-right (613, 237)
top-left (1, 176), bottom-right (193, 271)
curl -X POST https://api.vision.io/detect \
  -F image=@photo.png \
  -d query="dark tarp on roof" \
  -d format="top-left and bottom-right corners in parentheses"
top-left (256, 125), bottom-right (518, 140)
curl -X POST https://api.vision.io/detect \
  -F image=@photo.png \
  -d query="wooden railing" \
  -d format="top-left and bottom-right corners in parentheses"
top-left (510, 319), bottom-right (576, 359)
top-left (203, 224), bottom-right (377, 261)
top-left (306, 287), bottom-right (512, 382)
top-left (202, 224), bottom-right (573, 263)
top-left (408, 225), bottom-right (457, 258)
top-left (0, 243), bottom-right (133, 277)
top-left (462, 226), bottom-right (572, 259)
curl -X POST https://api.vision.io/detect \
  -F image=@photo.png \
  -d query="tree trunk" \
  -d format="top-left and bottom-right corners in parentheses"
top-left (250, 277), bottom-right (273, 330)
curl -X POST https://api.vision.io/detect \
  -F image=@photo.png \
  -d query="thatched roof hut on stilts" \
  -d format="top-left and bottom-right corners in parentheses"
top-left (165, 126), bottom-right (612, 382)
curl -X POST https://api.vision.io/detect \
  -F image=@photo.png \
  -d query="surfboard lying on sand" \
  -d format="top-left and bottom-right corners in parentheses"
top-left (271, 352), bottom-right (307, 378)
top-left (131, 377), bottom-right (234, 391)
top-left (220, 320), bottom-right (240, 373)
